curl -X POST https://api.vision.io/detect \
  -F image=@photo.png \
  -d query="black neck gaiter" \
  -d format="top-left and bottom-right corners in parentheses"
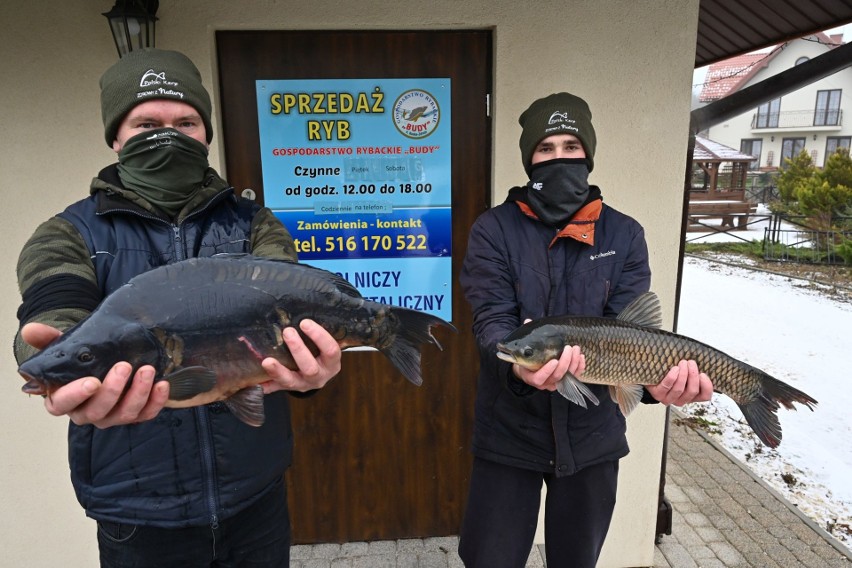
top-left (525, 158), bottom-right (591, 227)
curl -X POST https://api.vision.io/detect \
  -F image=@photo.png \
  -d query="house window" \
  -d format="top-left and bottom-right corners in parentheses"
top-left (826, 136), bottom-right (851, 157)
top-left (755, 98), bottom-right (780, 128)
top-left (814, 90), bottom-right (841, 126)
top-left (781, 138), bottom-right (806, 167)
top-left (740, 139), bottom-right (762, 170)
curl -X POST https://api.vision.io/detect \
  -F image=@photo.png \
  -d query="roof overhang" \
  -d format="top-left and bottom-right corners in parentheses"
top-left (696, 0), bottom-right (852, 67)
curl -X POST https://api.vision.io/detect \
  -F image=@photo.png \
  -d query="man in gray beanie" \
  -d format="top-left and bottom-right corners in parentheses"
top-left (15, 48), bottom-right (343, 567)
top-left (458, 92), bottom-right (713, 567)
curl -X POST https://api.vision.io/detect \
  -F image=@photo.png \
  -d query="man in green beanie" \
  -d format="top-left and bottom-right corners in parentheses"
top-left (458, 92), bottom-right (713, 567)
top-left (15, 48), bottom-right (342, 567)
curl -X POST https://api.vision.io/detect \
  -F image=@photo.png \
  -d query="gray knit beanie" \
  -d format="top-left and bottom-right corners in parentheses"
top-left (100, 48), bottom-right (213, 146)
top-left (518, 92), bottom-right (597, 175)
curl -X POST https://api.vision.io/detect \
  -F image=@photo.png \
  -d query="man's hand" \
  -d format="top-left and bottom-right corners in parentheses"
top-left (21, 322), bottom-right (169, 428)
top-left (646, 359), bottom-right (713, 406)
top-left (260, 319), bottom-right (342, 394)
top-left (514, 345), bottom-right (585, 392)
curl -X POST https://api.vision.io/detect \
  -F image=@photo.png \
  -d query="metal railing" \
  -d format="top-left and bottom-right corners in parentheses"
top-left (750, 109), bottom-right (843, 129)
top-left (763, 215), bottom-right (852, 264)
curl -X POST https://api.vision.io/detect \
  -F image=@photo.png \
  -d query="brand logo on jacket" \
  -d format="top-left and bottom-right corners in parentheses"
top-left (590, 250), bottom-right (616, 261)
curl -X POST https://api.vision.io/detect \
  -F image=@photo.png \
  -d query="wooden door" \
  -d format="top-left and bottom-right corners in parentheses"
top-left (216, 30), bottom-right (491, 543)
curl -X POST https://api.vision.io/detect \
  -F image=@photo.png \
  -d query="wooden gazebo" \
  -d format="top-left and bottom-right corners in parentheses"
top-left (688, 136), bottom-right (757, 230)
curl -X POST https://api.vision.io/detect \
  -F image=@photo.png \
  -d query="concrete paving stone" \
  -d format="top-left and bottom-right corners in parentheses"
top-left (340, 542), bottom-right (370, 557)
top-left (653, 546), bottom-right (672, 567)
top-left (393, 553), bottom-right (419, 568)
top-left (670, 523), bottom-right (702, 547)
top-left (707, 514), bottom-right (738, 530)
top-left (291, 545), bottom-right (313, 560)
top-left (664, 484), bottom-right (687, 503)
top-left (765, 546), bottom-right (806, 567)
top-left (708, 541), bottom-right (746, 565)
top-left (687, 544), bottom-right (717, 559)
top-left (368, 540), bottom-right (398, 555)
top-left (311, 543), bottom-right (342, 559)
top-left (683, 486), bottom-right (710, 504)
top-left (741, 549), bottom-right (783, 568)
top-left (793, 548), bottom-right (837, 568)
top-left (683, 512), bottom-right (713, 528)
top-left (330, 560), bottom-right (353, 568)
top-left (423, 536), bottom-right (459, 553)
top-left (694, 558), bottom-right (728, 568)
top-left (717, 529), bottom-right (760, 553)
top-left (525, 546), bottom-right (545, 568)
top-left (657, 542), bottom-right (699, 568)
top-left (695, 525), bottom-right (725, 543)
top-left (814, 544), bottom-right (852, 564)
top-left (416, 551), bottom-right (449, 568)
top-left (789, 522), bottom-right (824, 545)
top-left (303, 560), bottom-right (332, 568)
top-left (396, 539), bottom-right (425, 553)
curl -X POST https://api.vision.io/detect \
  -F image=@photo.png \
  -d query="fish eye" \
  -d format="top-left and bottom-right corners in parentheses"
top-left (77, 349), bottom-right (94, 363)
top-left (523, 347), bottom-right (534, 358)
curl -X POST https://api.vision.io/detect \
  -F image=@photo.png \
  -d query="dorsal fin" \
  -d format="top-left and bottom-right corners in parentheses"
top-left (617, 291), bottom-right (663, 329)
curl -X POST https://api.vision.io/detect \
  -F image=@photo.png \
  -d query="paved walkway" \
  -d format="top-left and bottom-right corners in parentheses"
top-left (290, 415), bottom-right (852, 567)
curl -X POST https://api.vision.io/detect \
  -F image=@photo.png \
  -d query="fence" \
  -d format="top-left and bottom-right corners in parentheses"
top-left (763, 215), bottom-right (852, 265)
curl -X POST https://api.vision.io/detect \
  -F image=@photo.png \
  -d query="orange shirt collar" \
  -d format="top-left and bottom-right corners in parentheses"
top-left (516, 199), bottom-right (602, 247)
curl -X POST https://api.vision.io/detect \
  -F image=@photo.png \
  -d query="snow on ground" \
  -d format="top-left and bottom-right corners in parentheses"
top-left (677, 254), bottom-right (852, 550)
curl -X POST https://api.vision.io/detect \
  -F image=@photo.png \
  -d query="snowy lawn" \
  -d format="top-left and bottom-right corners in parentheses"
top-left (677, 254), bottom-right (852, 550)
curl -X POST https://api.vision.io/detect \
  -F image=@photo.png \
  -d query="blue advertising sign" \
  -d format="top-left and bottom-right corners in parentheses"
top-left (256, 78), bottom-right (452, 321)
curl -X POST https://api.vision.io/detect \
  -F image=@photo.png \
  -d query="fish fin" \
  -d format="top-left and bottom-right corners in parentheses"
top-left (617, 292), bottom-right (663, 329)
top-left (224, 386), bottom-right (266, 427)
top-left (380, 307), bottom-right (456, 386)
top-left (165, 367), bottom-right (218, 401)
top-left (555, 373), bottom-right (599, 408)
top-left (610, 384), bottom-right (645, 416)
top-left (737, 372), bottom-right (818, 448)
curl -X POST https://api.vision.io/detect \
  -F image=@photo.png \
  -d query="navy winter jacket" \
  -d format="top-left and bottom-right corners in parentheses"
top-left (460, 191), bottom-right (651, 477)
top-left (55, 168), bottom-right (294, 528)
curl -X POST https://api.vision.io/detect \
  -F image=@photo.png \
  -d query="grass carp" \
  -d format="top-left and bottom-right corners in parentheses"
top-left (18, 254), bottom-right (454, 426)
top-left (495, 291), bottom-right (816, 448)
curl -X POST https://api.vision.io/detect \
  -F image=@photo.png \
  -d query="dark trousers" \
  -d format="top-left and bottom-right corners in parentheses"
top-left (97, 478), bottom-right (291, 568)
top-left (458, 457), bottom-right (619, 568)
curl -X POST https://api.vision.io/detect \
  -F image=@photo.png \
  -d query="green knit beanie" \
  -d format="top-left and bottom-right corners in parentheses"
top-left (518, 92), bottom-right (597, 175)
top-left (100, 48), bottom-right (213, 147)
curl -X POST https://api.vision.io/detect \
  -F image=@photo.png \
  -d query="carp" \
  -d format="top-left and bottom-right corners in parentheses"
top-left (18, 255), bottom-right (454, 426)
top-left (495, 291), bottom-right (816, 448)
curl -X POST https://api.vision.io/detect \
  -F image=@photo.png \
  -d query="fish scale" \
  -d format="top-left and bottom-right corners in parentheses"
top-left (496, 291), bottom-right (816, 448)
top-left (18, 254), bottom-right (455, 427)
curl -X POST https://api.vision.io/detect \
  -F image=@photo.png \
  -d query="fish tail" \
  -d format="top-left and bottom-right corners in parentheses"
top-left (381, 308), bottom-right (455, 386)
top-left (737, 372), bottom-right (817, 448)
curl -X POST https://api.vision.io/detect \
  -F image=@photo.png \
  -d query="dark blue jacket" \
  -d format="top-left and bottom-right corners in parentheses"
top-left (56, 168), bottom-right (293, 528)
top-left (460, 191), bottom-right (651, 477)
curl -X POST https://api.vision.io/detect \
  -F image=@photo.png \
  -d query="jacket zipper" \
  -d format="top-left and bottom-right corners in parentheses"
top-left (196, 407), bottom-right (220, 531)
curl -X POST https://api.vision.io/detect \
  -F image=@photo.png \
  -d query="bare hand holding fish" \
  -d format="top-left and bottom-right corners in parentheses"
top-left (496, 292), bottom-right (816, 448)
top-left (19, 255), bottom-right (453, 427)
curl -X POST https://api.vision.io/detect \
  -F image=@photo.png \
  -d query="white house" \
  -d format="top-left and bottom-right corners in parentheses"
top-left (698, 32), bottom-right (852, 170)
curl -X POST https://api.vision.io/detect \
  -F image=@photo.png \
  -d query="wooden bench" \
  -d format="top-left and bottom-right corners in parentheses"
top-left (687, 201), bottom-right (758, 231)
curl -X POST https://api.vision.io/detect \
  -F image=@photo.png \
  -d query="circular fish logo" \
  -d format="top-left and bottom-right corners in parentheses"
top-left (393, 89), bottom-right (440, 139)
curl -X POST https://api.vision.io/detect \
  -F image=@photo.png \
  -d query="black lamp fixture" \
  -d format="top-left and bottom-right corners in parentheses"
top-left (103, 0), bottom-right (159, 57)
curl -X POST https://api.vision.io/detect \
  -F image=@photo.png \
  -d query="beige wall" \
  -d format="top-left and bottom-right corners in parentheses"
top-left (0, 1), bottom-right (699, 566)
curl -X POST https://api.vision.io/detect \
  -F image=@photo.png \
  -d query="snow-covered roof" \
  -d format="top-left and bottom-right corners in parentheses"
top-left (694, 136), bottom-right (755, 161)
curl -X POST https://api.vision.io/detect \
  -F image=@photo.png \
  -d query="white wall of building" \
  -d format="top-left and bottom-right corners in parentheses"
top-left (707, 36), bottom-right (852, 169)
top-left (0, 1), bottom-right (700, 566)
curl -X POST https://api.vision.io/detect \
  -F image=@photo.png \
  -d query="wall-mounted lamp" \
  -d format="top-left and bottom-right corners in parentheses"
top-left (770, 136), bottom-right (775, 142)
top-left (103, 0), bottom-right (159, 58)
top-left (813, 134), bottom-right (818, 140)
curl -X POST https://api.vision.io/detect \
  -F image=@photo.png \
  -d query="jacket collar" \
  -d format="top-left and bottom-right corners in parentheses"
top-left (515, 198), bottom-right (603, 247)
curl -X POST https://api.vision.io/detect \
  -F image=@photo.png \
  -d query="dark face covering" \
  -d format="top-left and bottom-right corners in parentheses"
top-left (525, 158), bottom-right (591, 227)
top-left (117, 128), bottom-right (209, 217)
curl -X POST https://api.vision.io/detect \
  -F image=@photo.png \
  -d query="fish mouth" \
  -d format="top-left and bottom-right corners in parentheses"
top-left (495, 343), bottom-right (518, 364)
top-left (18, 370), bottom-right (48, 396)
